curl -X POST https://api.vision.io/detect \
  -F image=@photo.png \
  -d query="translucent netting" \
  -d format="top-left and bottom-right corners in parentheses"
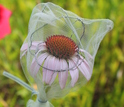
top-left (20, 2), bottom-right (113, 102)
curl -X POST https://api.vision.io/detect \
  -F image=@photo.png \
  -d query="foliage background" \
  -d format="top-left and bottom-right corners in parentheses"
top-left (0, 0), bottom-right (124, 107)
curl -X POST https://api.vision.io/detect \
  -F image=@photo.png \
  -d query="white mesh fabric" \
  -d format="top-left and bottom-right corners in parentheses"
top-left (20, 2), bottom-right (114, 103)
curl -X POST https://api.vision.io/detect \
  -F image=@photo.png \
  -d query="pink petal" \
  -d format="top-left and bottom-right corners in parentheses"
top-left (42, 55), bottom-right (49, 82)
top-left (69, 60), bottom-right (79, 87)
top-left (58, 59), bottom-right (68, 89)
top-left (78, 56), bottom-right (91, 80)
top-left (30, 53), bottom-right (48, 76)
top-left (21, 42), bottom-right (45, 51)
top-left (49, 72), bottom-right (57, 85)
top-left (49, 58), bottom-right (60, 85)
top-left (79, 49), bottom-right (93, 59)
top-left (44, 56), bottom-right (55, 84)
top-left (20, 43), bottom-right (28, 51)
top-left (32, 42), bottom-right (46, 50)
top-left (20, 42), bottom-right (46, 57)
top-left (20, 50), bottom-right (27, 59)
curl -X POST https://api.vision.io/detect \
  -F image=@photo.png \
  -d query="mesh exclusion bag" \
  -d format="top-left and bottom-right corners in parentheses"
top-left (3, 2), bottom-right (113, 107)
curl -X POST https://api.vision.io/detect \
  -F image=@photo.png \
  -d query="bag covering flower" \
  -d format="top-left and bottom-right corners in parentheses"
top-left (20, 2), bottom-right (114, 107)
top-left (4, 2), bottom-right (114, 107)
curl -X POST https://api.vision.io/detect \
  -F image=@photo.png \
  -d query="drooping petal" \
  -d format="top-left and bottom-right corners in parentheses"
top-left (21, 42), bottom-right (45, 51)
top-left (49, 57), bottom-right (60, 85)
top-left (69, 59), bottom-right (79, 87)
top-left (49, 72), bottom-right (57, 85)
top-left (79, 49), bottom-right (93, 60)
top-left (32, 42), bottom-right (46, 51)
top-left (20, 42), bottom-right (46, 58)
top-left (30, 52), bottom-right (48, 76)
top-left (20, 43), bottom-right (29, 58)
top-left (20, 50), bottom-right (27, 59)
top-left (44, 56), bottom-right (55, 84)
top-left (20, 43), bottom-right (28, 51)
top-left (78, 55), bottom-right (91, 80)
top-left (42, 55), bottom-right (49, 82)
top-left (58, 59), bottom-right (68, 89)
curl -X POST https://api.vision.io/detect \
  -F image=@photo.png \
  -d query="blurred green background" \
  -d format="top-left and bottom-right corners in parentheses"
top-left (0, 0), bottom-right (124, 107)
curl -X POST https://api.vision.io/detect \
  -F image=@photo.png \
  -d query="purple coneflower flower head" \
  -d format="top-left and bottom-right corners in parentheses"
top-left (20, 2), bottom-right (113, 101)
top-left (21, 34), bottom-right (92, 89)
